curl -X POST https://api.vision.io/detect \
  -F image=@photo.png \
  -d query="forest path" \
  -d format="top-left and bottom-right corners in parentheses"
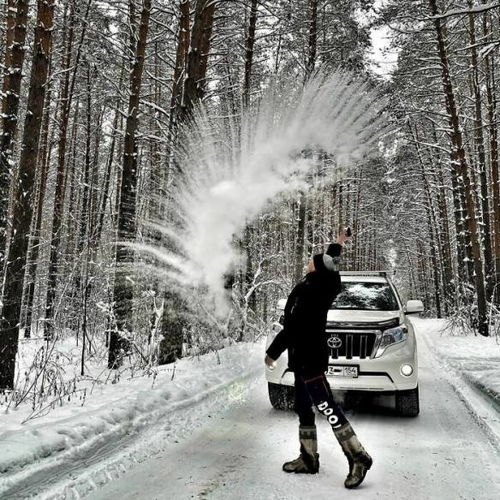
top-left (87, 325), bottom-right (500, 500)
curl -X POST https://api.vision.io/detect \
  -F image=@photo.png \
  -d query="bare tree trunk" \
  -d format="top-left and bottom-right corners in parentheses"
top-left (293, 0), bottom-right (318, 283)
top-left (44, 0), bottom-right (92, 339)
top-left (180, 0), bottom-right (216, 119)
top-left (412, 123), bottom-right (442, 316)
top-left (468, 2), bottom-right (494, 301)
top-left (159, 0), bottom-right (217, 364)
top-left (63, 96), bottom-right (81, 265)
top-left (429, 124), bottom-right (454, 312)
top-left (241, 0), bottom-right (259, 312)
top-left (242, 0), bottom-right (258, 107)
top-left (484, 11), bottom-right (500, 304)
top-left (293, 195), bottom-right (307, 283)
top-left (90, 104), bottom-right (104, 242)
top-left (165, 0), bottom-right (190, 177)
top-left (171, 0), bottom-right (190, 118)
top-left (429, 0), bottom-right (488, 336)
top-left (109, 0), bottom-right (152, 369)
top-left (23, 58), bottom-right (53, 338)
top-left (306, 0), bottom-right (318, 78)
top-left (1, 0), bottom-right (16, 116)
top-left (0, 0), bottom-right (54, 389)
top-left (70, 63), bottom-right (94, 344)
top-left (0, 0), bottom-right (29, 265)
top-left (74, 64), bottom-right (93, 300)
top-left (95, 66), bottom-right (125, 245)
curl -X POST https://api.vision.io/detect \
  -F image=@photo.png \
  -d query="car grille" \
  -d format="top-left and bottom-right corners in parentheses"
top-left (326, 329), bottom-right (379, 359)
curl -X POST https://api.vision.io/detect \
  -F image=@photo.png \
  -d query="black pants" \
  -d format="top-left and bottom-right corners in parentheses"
top-left (294, 372), bottom-right (348, 430)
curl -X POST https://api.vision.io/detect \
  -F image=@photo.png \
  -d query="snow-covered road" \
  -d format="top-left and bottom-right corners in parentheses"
top-left (86, 327), bottom-right (500, 500)
top-left (2, 322), bottom-right (499, 500)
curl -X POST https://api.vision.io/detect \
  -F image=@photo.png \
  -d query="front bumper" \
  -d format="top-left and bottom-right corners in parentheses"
top-left (265, 336), bottom-right (418, 392)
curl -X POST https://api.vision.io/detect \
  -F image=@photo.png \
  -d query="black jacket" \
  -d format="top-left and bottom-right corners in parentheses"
top-left (266, 244), bottom-right (343, 376)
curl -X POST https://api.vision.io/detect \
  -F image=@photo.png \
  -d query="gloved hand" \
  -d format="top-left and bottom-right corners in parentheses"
top-left (337, 227), bottom-right (352, 245)
top-left (265, 354), bottom-right (276, 369)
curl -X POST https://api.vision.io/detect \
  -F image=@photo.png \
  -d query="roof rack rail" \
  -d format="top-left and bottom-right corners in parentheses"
top-left (340, 270), bottom-right (395, 277)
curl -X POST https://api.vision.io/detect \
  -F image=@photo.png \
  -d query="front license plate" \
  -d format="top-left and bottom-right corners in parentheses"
top-left (327, 365), bottom-right (358, 378)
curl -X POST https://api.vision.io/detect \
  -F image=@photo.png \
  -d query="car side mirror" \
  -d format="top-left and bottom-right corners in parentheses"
top-left (406, 299), bottom-right (424, 314)
top-left (276, 298), bottom-right (286, 311)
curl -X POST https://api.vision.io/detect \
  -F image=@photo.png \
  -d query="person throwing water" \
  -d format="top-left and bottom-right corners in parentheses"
top-left (265, 227), bottom-right (372, 489)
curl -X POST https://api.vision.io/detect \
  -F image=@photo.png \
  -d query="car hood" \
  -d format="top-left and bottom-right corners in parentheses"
top-left (326, 309), bottom-right (402, 325)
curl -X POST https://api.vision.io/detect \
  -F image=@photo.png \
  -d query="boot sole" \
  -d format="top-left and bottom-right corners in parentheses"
top-left (283, 468), bottom-right (319, 474)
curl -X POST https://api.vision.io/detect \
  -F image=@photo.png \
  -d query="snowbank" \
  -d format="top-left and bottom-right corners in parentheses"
top-left (414, 317), bottom-right (500, 417)
top-left (0, 341), bottom-right (264, 478)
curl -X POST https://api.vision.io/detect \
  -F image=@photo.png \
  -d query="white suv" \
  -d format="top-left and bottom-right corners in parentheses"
top-left (265, 271), bottom-right (422, 417)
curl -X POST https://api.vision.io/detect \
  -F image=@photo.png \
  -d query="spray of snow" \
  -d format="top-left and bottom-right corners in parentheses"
top-left (137, 71), bottom-right (389, 316)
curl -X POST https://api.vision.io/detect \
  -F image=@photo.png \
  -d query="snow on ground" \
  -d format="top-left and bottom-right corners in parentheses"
top-left (0, 341), bottom-right (263, 497)
top-left (0, 318), bottom-right (499, 499)
top-left (62, 319), bottom-right (500, 498)
top-left (413, 317), bottom-right (500, 411)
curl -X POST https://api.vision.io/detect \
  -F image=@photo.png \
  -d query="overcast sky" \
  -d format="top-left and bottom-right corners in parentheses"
top-left (368, 0), bottom-right (399, 79)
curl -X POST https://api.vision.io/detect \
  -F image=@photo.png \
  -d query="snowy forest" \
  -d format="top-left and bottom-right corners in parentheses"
top-left (0, 1), bottom-right (499, 494)
top-left (0, 0), bottom-right (499, 498)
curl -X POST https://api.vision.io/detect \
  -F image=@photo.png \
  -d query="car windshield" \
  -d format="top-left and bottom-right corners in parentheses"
top-left (331, 281), bottom-right (399, 311)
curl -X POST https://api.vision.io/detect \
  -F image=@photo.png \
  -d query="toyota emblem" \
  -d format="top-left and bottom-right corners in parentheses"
top-left (328, 336), bottom-right (342, 349)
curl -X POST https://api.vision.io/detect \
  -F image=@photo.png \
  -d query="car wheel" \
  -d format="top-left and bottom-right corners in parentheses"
top-left (268, 382), bottom-right (295, 410)
top-left (396, 385), bottom-right (420, 417)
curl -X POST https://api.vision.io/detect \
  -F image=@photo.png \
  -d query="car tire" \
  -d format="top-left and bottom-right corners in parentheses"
top-left (268, 382), bottom-right (295, 410)
top-left (396, 385), bottom-right (420, 417)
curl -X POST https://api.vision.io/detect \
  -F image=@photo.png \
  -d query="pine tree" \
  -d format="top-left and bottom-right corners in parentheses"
top-left (0, 0), bottom-right (29, 265)
top-left (0, 0), bottom-right (55, 389)
top-left (109, 0), bottom-right (152, 368)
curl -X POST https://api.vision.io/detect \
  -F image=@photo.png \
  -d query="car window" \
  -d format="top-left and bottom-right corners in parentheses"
top-left (331, 281), bottom-right (399, 311)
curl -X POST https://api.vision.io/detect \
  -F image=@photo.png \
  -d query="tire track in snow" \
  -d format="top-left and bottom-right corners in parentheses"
top-left (67, 319), bottom-right (500, 500)
top-left (0, 368), bottom-right (262, 499)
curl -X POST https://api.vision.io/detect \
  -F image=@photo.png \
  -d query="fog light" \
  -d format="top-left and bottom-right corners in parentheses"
top-left (401, 364), bottom-right (413, 376)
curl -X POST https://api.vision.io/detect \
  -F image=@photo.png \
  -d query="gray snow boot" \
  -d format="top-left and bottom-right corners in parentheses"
top-left (333, 422), bottom-right (372, 489)
top-left (282, 425), bottom-right (320, 474)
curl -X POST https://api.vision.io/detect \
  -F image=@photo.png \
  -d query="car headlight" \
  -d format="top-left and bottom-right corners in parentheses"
top-left (375, 325), bottom-right (407, 357)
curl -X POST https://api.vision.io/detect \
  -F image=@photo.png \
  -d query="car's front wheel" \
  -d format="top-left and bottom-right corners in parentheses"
top-left (268, 382), bottom-right (295, 410)
top-left (396, 385), bottom-right (420, 417)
